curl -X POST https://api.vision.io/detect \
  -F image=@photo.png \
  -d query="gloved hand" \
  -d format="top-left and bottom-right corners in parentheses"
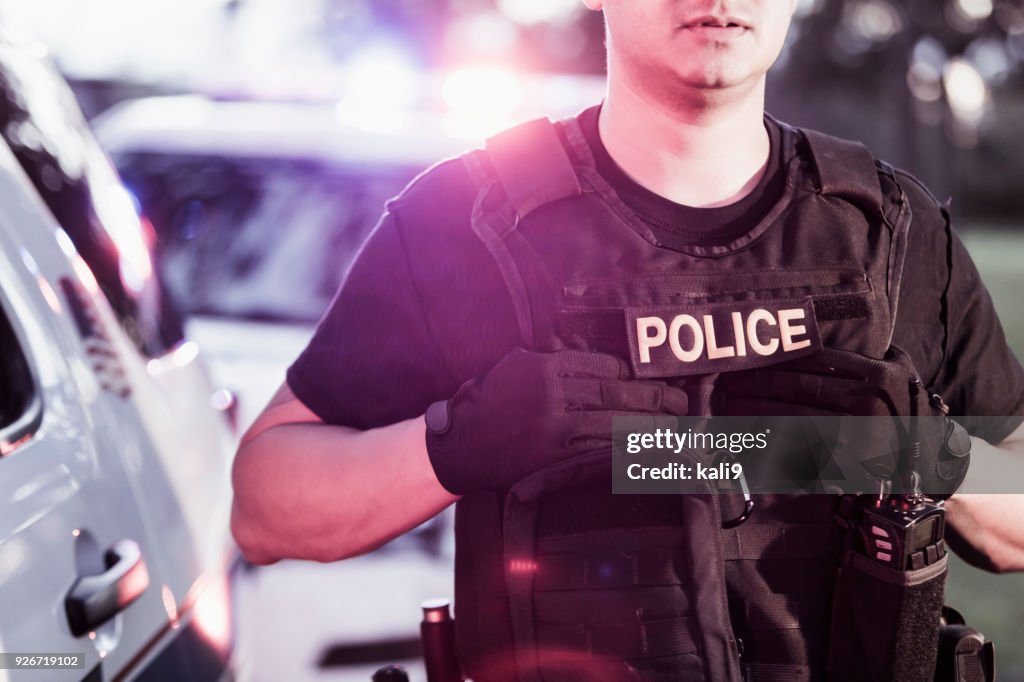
top-left (714, 346), bottom-right (970, 497)
top-left (424, 348), bottom-right (689, 495)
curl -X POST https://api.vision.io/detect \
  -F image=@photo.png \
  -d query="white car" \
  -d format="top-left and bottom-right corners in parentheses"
top-left (93, 97), bottom-right (469, 679)
top-left (0, 35), bottom-right (235, 681)
top-left (92, 96), bottom-right (475, 432)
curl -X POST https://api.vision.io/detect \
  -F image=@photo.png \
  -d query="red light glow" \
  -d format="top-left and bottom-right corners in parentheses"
top-left (508, 559), bottom-right (539, 574)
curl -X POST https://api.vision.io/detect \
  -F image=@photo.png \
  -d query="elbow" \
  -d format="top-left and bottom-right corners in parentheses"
top-left (229, 501), bottom-right (353, 565)
top-left (230, 436), bottom-right (371, 564)
top-left (230, 502), bottom-right (280, 566)
top-left (230, 506), bottom-right (369, 564)
top-left (230, 440), bottom-right (285, 565)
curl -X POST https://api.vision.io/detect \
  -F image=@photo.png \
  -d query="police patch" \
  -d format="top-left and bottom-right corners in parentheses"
top-left (625, 298), bottom-right (823, 378)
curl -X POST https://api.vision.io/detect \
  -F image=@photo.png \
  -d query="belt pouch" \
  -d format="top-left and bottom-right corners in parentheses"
top-left (827, 550), bottom-right (946, 682)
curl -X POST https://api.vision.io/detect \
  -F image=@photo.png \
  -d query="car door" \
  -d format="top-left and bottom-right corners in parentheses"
top-left (0, 154), bottom-right (176, 680)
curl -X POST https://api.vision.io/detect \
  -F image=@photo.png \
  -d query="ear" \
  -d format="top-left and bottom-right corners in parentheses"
top-left (582, 0), bottom-right (604, 10)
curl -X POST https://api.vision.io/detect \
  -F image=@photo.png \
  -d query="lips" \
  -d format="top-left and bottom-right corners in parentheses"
top-left (681, 15), bottom-right (751, 30)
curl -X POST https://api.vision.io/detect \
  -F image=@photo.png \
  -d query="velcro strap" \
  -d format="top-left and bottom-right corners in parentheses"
top-left (537, 615), bottom-right (699, 660)
top-left (486, 118), bottom-right (582, 220)
top-left (721, 522), bottom-right (840, 560)
top-left (741, 591), bottom-right (829, 632)
top-left (557, 310), bottom-right (625, 350)
top-left (812, 295), bottom-right (871, 321)
top-left (802, 128), bottom-right (883, 217)
top-left (744, 663), bottom-right (812, 681)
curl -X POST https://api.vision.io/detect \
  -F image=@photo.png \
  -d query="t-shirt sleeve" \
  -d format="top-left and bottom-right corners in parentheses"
top-left (286, 157), bottom-right (523, 429)
top-left (894, 174), bottom-right (1024, 443)
top-left (286, 208), bottom-right (459, 429)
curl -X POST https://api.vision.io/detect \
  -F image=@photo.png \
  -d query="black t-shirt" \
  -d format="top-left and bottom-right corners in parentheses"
top-left (575, 105), bottom-right (787, 247)
top-left (288, 107), bottom-right (1024, 443)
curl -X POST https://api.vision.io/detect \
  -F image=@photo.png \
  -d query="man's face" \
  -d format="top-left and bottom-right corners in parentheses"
top-left (592, 0), bottom-right (797, 95)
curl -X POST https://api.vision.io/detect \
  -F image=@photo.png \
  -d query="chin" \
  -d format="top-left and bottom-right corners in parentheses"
top-left (676, 70), bottom-right (750, 91)
top-left (663, 56), bottom-right (743, 85)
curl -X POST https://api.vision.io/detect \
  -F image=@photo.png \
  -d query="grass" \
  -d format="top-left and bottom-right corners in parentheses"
top-left (944, 227), bottom-right (1024, 676)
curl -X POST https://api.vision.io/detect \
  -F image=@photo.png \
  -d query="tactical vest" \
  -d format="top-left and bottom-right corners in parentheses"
top-left (452, 115), bottom-right (921, 681)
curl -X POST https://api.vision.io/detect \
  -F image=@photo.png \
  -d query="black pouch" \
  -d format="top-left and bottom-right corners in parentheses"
top-left (827, 550), bottom-right (947, 682)
top-left (934, 607), bottom-right (995, 682)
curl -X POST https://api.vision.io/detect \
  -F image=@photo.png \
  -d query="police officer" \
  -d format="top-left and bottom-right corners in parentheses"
top-left (231, 1), bottom-right (1024, 679)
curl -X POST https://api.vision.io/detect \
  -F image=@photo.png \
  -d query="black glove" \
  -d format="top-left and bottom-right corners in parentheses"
top-left (424, 348), bottom-right (689, 495)
top-left (714, 346), bottom-right (970, 497)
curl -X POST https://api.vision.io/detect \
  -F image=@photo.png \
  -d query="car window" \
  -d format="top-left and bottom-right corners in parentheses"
top-left (0, 296), bottom-right (39, 455)
top-left (117, 153), bottom-right (420, 323)
top-left (0, 40), bottom-right (184, 357)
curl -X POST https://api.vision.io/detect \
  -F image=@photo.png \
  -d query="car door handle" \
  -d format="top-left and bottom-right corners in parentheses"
top-left (65, 539), bottom-right (150, 636)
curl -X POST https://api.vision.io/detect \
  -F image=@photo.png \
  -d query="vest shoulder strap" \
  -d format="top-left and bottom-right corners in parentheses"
top-left (799, 126), bottom-right (913, 347)
top-left (800, 127), bottom-right (885, 217)
top-left (480, 117), bottom-right (582, 220)
top-left (461, 118), bottom-right (583, 347)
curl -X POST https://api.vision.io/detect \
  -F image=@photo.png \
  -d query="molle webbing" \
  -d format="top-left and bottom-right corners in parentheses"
top-left (530, 521), bottom-right (841, 593)
top-left (536, 616), bottom-right (699, 661)
top-left (534, 545), bottom-right (686, 591)
top-left (504, 462), bottom-right (743, 680)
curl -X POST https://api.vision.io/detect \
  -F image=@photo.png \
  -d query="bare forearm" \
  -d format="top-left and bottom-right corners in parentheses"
top-left (945, 493), bottom-right (1024, 572)
top-left (231, 415), bottom-right (457, 564)
top-left (945, 427), bottom-right (1024, 573)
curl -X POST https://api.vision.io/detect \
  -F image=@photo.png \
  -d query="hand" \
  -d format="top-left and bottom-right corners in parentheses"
top-left (714, 346), bottom-right (970, 496)
top-left (424, 348), bottom-right (689, 494)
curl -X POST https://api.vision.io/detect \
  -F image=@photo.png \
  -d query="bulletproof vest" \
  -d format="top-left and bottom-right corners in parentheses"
top-left (453, 115), bottom-right (916, 681)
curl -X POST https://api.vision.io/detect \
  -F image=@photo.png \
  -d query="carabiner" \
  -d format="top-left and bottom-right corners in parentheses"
top-left (715, 450), bottom-right (755, 529)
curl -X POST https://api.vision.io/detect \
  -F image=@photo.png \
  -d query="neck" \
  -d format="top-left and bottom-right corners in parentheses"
top-left (598, 70), bottom-right (770, 208)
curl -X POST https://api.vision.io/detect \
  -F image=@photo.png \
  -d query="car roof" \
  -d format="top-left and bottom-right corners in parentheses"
top-left (93, 95), bottom-right (481, 167)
